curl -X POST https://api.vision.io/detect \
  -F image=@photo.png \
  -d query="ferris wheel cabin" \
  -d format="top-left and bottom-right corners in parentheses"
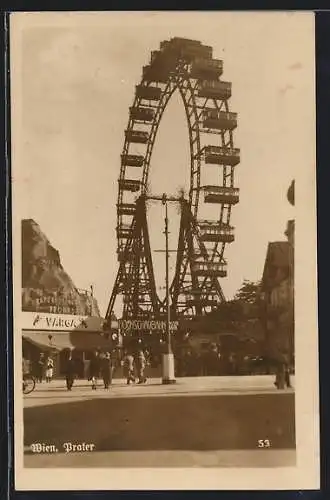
top-left (143, 65), bottom-right (169, 83)
top-left (160, 38), bottom-right (212, 59)
top-left (198, 222), bottom-right (235, 243)
top-left (198, 80), bottom-right (232, 100)
top-left (135, 85), bottom-right (162, 101)
top-left (117, 223), bottom-right (132, 239)
top-left (203, 186), bottom-right (239, 204)
top-left (185, 292), bottom-right (221, 308)
top-left (142, 38), bottom-right (215, 83)
top-left (130, 106), bottom-right (155, 123)
top-left (117, 203), bottom-right (137, 216)
top-left (190, 58), bottom-right (223, 79)
top-left (125, 130), bottom-right (149, 144)
top-left (192, 261), bottom-right (227, 277)
top-left (203, 145), bottom-right (240, 166)
top-left (118, 179), bottom-right (141, 192)
top-left (203, 109), bottom-right (237, 131)
top-left (121, 154), bottom-right (144, 168)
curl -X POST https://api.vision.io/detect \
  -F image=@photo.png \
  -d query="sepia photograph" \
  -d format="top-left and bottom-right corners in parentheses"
top-left (10, 11), bottom-right (319, 490)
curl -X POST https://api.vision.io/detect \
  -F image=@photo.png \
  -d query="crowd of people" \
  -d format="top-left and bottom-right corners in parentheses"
top-left (22, 352), bottom-right (55, 383)
top-left (64, 349), bottom-right (148, 391)
top-left (23, 349), bottom-right (148, 391)
top-left (22, 343), bottom-right (292, 391)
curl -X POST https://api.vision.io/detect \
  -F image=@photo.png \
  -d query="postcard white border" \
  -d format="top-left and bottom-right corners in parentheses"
top-left (10, 11), bottom-right (319, 491)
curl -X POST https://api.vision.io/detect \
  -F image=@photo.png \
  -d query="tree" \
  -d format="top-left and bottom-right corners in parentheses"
top-left (234, 280), bottom-right (261, 305)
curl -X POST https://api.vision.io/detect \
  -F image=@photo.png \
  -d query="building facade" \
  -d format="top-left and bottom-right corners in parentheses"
top-left (261, 181), bottom-right (294, 368)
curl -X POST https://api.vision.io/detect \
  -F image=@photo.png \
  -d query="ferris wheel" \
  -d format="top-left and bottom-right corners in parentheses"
top-left (106, 37), bottom-right (240, 326)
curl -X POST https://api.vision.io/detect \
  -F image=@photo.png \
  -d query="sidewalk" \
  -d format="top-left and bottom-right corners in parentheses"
top-left (24, 375), bottom-right (295, 408)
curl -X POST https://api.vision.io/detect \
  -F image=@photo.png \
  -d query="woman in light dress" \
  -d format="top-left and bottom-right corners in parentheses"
top-left (45, 356), bottom-right (54, 383)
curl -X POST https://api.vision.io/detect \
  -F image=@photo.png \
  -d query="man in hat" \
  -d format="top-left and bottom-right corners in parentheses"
top-left (101, 352), bottom-right (112, 390)
top-left (65, 352), bottom-right (76, 391)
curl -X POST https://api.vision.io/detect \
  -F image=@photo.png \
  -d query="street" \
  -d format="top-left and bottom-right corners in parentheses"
top-left (23, 376), bottom-right (296, 468)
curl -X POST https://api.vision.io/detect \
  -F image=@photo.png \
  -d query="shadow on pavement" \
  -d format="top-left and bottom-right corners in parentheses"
top-left (24, 393), bottom-right (296, 452)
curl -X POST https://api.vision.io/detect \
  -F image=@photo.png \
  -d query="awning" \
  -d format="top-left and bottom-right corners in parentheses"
top-left (23, 330), bottom-right (112, 351)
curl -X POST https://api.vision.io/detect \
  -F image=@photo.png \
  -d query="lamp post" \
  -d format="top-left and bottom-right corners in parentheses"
top-left (161, 194), bottom-right (176, 384)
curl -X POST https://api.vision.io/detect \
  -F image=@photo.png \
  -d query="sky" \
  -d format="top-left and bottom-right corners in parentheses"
top-left (12, 11), bottom-right (314, 316)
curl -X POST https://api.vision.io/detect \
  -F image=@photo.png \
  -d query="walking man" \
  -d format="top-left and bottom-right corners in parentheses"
top-left (124, 351), bottom-right (135, 385)
top-left (36, 353), bottom-right (45, 383)
top-left (65, 353), bottom-right (76, 391)
top-left (136, 349), bottom-right (147, 384)
top-left (101, 352), bottom-right (112, 390)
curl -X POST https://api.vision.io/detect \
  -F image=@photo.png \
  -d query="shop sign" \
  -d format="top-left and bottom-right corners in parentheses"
top-left (22, 311), bottom-right (103, 332)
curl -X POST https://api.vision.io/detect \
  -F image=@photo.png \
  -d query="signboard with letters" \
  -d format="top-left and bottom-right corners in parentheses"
top-left (22, 311), bottom-right (103, 332)
top-left (117, 319), bottom-right (179, 332)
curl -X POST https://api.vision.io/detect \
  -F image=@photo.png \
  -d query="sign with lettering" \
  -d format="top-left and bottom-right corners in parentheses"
top-left (22, 311), bottom-right (103, 332)
top-left (118, 319), bottom-right (179, 332)
top-left (22, 287), bottom-right (93, 315)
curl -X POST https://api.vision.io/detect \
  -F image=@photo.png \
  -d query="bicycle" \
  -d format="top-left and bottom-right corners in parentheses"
top-left (23, 374), bottom-right (36, 395)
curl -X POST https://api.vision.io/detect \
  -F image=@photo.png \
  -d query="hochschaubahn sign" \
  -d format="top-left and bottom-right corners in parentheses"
top-left (118, 319), bottom-right (179, 332)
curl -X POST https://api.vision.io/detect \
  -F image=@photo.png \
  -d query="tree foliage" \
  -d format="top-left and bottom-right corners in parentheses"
top-left (234, 280), bottom-right (261, 305)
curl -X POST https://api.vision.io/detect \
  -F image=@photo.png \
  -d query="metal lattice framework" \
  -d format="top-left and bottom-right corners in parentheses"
top-left (105, 37), bottom-right (240, 327)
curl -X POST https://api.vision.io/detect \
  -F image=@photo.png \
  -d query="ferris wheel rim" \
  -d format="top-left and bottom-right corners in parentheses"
top-left (116, 39), bottom-right (239, 313)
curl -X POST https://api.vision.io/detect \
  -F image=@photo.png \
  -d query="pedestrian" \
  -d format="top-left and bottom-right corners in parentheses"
top-left (45, 355), bottom-right (54, 383)
top-left (124, 351), bottom-right (135, 385)
top-left (285, 365), bottom-right (292, 388)
top-left (22, 356), bottom-right (30, 377)
top-left (89, 351), bottom-right (100, 390)
top-left (101, 352), bottom-right (112, 389)
top-left (36, 352), bottom-right (45, 383)
top-left (284, 353), bottom-right (292, 388)
top-left (65, 353), bottom-right (76, 391)
top-left (136, 349), bottom-right (147, 384)
top-left (22, 356), bottom-right (31, 392)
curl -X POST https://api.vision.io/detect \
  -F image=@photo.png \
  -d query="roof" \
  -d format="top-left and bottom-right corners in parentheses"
top-left (261, 241), bottom-right (290, 290)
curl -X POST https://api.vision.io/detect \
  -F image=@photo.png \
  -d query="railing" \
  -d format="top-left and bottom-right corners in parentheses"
top-left (204, 145), bottom-right (240, 156)
top-left (203, 109), bottom-right (238, 121)
top-left (198, 80), bottom-right (231, 98)
top-left (185, 293), bottom-right (220, 303)
top-left (136, 85), bottom-right (162, 100)
top-left (125, 130), bottom-right (149, 144)
top-left (204, 186), bottom-right (239, 196)
top-left (192, 262), bottom-right (227, 273)
top-left (198, 223), bottom-right (234, 236)
top-left (117, 224), bottom-right (133, 238)
top-left (121, 154), bottom-right (144, 167)
top-left (130, 106), bottom-right (155, 121)
top-left (200, 79), bottom-right (229, 89)
top-left (118, 179), bottom-right (141, 192)
top-left (193, 58), bottom-right (223, 71)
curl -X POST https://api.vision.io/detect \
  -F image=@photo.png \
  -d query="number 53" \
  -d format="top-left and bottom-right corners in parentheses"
top-left (258, 439), bottom-right (271, 448)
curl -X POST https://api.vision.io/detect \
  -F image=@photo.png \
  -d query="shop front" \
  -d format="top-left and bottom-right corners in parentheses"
top-left (22, 311), bottom-right (111, 379)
